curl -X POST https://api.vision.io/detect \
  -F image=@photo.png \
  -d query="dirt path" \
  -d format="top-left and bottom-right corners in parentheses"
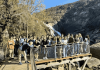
top-left (0, 56), bottom-right (30, 70)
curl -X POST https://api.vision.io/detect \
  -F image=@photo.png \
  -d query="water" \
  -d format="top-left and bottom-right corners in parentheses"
top-left (43, 23), bottom-right (61, 36)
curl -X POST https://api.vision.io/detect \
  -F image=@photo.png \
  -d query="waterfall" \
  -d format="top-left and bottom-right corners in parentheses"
top-left (43, 23), bottom-right (61, 36)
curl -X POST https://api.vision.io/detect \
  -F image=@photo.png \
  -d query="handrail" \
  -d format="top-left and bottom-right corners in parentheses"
top-left (30, 47), bottom-right (37, 70)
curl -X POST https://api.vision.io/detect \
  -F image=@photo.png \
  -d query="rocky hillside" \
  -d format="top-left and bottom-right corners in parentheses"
top-left (46, 0), bottom-right (100, 44)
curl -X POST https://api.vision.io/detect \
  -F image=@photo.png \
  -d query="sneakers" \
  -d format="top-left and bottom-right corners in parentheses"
top-left (9, 58), bottom-right (12, 60)
top-left (25, 61), bottom-right (29, 63)
top-left (11, 58), bottom-right (14, 59)
top-left (19, 61), bottom-right (29, 65)
top-left (19, 62), bottom-right (22, 65)
top-left (35, 59), bottom-right (38, 61)
top-left (43, 57), bottom-right (48, 59)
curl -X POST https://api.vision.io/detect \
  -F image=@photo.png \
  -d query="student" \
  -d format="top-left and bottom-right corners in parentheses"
top-left (41, 37), bottom-right (48, 59)
top-left (42, 37), bottom-right (48, 47)
top-left (84, 35), bottom-right (90, 53)
top-left (28, 37), bottom-right (34, 44)
top-left (67, 34), bottom-right (74, 56)
top-left (68, 34), bottom-right (74, 43)
top-left (15, 38), bottom-right (20, 56)
top-left (74, 34), bottom-right (80, 55)
top-left (78, 33), bottom-right (83, 43)
top-left (7, 37), bottom-right (15, 59)
top-left (23, 39), bottom-right (28, 54)
top-left (18, 39), bottom-right (31, 65)
top-left (13, 36), bottom-right (16, 43)
top-left (67, 33), bottom-right (70, 41)
top-left (47, 35), bottom-right (52, 46)
top-left (56, 36), bottom-right (62, 58)
top-left (27, 37), bottom-right (34, 55)
top-left (61, 34), bottom-right (64, 40)
top-left (52, 36), bottom-right (57, 45)
top-left (40, 36), bottom-right (44, 53)
top-left (61, 36), bottom-right (68, 57)
top-left (57, 36), bottom-right (60, 44)
top-left (85, 35), bottom-right (90, 44)
top-left (34, 39), bottom-right (40, 61)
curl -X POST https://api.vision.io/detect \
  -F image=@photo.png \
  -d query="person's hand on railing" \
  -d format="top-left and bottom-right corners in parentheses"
top-left (38, 45), bottom-right (40, 47)
top-left (44, 45), bottom-right (47, 48)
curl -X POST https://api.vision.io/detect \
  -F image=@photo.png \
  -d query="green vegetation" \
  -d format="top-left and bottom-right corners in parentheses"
top-left (0, 0), bottom-right (51, 38)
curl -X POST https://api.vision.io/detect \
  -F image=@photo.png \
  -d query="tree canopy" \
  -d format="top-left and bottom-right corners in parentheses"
top-left (0, 0), bottom-right (51, 38)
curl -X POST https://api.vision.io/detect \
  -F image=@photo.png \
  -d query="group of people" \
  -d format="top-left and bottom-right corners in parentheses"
top-left (6, 33), bottom-right (90, 65)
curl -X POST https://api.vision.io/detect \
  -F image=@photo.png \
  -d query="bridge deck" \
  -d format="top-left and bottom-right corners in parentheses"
top-left (28, 53), bottom-right (92, 70)
top-left (35, 53), bottom-right (92, 64)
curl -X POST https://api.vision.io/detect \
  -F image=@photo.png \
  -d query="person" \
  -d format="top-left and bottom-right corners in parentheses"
top-left (40, 35), bottom-right (44, 53)
top-left (23, 36), bottom-right (26, 40)
top-left (13, 36), bottom-right (16, 43)
top-left (78, 33), bottom-right (84, 54)
top-left (78, 33), bottom-right (83, 43)
top-left (61, 36), bottom-right (68, 57)
top-left (15, 38), bottom-right (20, 56)
top-left (67, 34), bottom-right (74, 56)
top-left (61, 34), bottom-right (64, 40)
top-left (57, 35), bottom-right (60, 44)
top-left (19, 36), bottom-right (25, 57)
top-left (41, 37), bottom-right (48, 59)
top-left (23, 39), bottom-right (28, 54)
top-left (37, 37), bottom-right (40, 43)
top-left (47, 35), bottom-right (52, 46)
top-left (28, 37), bottom-right (34, 44)
top-left (68, 34), bottom-right (74, 43)
top-left (27, 37), bottom-right (34, 55)
top-left (52, 36), bottom-right (57, 45)
top-left (67, 33), bottom-right (70, 41)
top-left (56, 36), bottom-right (62, 58)
top-left (7, 37), bottom-right (15, 59)
top-left (84, 35), bottom-right (90, 53)
top-left (18, 39), bottom-right (30, 65)
top-left (34, 39), bottom-right (40, 61)
top-left (74, 34), bottom-right (80, 55)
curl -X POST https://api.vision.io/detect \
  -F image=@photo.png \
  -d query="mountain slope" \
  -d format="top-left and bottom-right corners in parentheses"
top-left (46, 0), bottom-right (100, 44)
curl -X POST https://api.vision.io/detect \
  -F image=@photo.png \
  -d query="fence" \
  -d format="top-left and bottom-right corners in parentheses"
top-left (31, 42), bottom-right (90, 60)
top-left (29, 43), bottom-right (91, 70)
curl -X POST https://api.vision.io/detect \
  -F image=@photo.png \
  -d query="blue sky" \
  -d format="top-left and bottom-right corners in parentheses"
top-left (43, 0), bottom-right (79, 9)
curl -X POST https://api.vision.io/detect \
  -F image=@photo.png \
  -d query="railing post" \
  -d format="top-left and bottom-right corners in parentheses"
top-left (54, 45), bottom-right (56, 58)
top-left (69, 62), bottom-right (71, 70)
top-left (82, 59), bottom-right (89, 70)
top-left (30, 47), bottom-right (37, 70)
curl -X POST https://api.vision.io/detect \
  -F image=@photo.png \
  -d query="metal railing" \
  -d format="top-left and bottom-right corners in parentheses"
top-left (29, 42), bottom-right (91, 70)
top-left (31, 42), bottom-right (90, 60)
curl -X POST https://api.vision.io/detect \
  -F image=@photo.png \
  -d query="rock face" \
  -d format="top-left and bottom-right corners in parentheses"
top-left (46, 0), bottom-right (100, 44)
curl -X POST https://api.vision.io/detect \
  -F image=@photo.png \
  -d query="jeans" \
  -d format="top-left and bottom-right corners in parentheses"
top-left (62, 45), bottom-right (67, 57)
top-left (74, 43), bottom-right (77, 55)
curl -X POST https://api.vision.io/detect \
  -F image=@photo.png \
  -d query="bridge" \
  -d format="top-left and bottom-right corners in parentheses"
top-left (28, 43), bottom-right (92, 70)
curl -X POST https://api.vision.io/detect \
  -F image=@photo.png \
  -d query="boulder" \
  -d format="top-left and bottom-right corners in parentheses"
top-left (87, 57), bottom-right (100, 68)
top-left (90, 43), bottom-right (100, 59)
top-left (0, 49), bottom-right (4, 62)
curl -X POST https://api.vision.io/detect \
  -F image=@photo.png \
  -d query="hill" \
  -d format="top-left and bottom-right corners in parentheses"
top-left (45, 0), bottom-right (100, 44)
